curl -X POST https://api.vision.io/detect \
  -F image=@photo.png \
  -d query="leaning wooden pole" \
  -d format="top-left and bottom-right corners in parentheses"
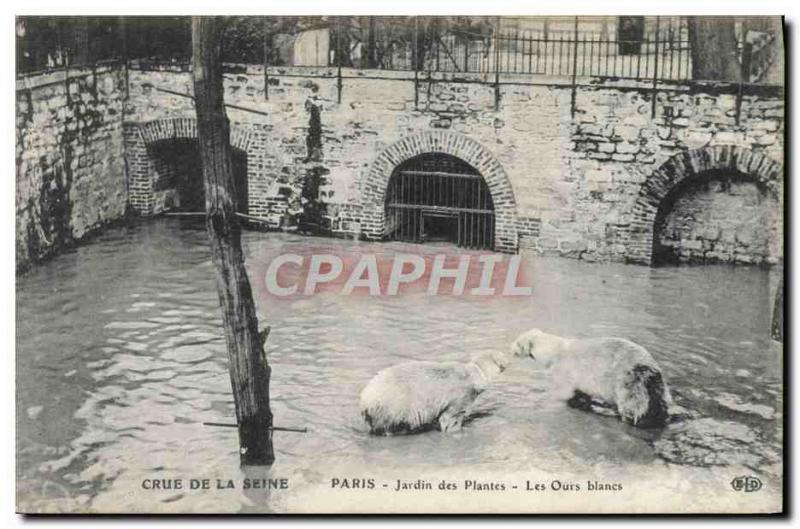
top-left (191, 16), bottom-right (275, 465)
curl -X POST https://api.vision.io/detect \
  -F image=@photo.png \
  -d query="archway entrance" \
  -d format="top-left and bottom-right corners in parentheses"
top-left (651, 169), bottom-right (778, 266)
top-left (626, 146), bottom-right (782, 265)
top-left (384, 153), bottom-right (495, 249)
top-left (126, 118), bottom-right (256, 216)
top-left (149, 139), bottom-right (248, 214)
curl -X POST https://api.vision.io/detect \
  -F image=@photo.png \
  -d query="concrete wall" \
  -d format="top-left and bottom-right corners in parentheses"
top-left (16, 65), bottom-right (128, 272)
top-left (122, 64), bottom-right (784, 264)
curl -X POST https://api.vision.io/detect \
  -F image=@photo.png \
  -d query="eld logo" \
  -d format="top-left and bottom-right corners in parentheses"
top-left (731, 476), bottom-right (763, 492)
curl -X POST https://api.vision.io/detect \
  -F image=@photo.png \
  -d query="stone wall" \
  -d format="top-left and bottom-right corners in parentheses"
top-left (16, 65), bottom-right (128, 272)
top-left (32, 63), bottom-right (768, 266)
top-left (564, 87), bottom-right (784, 263)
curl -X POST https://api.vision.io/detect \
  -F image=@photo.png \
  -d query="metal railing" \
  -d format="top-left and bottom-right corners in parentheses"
top-left (325, 16), bottom-right (694, 82)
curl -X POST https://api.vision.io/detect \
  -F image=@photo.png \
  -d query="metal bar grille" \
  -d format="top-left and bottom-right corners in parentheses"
top-left (385, 153), bottom-right (495, 250)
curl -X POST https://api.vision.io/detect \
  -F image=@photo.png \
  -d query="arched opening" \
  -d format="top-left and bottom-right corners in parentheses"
top-left (148, 139), bottom-right (248, 213)
top-left (652, 169), bottom-right (779, 266)
top-left (626, 146), bottom-right (782, 265)
top-left (364, 131), bottom-right (518, 252)
top-left (384, 153), bottom-right (495, 249)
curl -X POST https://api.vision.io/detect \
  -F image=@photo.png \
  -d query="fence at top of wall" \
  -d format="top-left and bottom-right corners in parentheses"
top-left (16, 16), bottom-right (782, 86)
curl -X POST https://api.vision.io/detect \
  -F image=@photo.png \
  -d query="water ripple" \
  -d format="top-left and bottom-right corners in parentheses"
top-left (16, 218), bottom-right (783, 512)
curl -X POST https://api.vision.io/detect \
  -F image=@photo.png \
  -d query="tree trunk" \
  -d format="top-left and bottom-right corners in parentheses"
top-left (69, 16), bottom-right (90, 66)
top-left (687, 16), bottom-right (741, 82)
top-left (359, 16), bottom-right (378, 69)
top-left (191, 16), bottom-right (275, 466)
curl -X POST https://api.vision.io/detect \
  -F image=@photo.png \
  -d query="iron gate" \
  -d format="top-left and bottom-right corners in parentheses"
top-left (384, 153), bottom-right (495, 249)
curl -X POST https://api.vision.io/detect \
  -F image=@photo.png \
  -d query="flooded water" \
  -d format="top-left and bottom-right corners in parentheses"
top-left (16, 218), bottom-right (783, 513)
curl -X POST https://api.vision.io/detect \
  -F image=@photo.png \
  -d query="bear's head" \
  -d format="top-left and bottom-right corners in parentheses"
top-left (511, 328), bottom-right (561, 367)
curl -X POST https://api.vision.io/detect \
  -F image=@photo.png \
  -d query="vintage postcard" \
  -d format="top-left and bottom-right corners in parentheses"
top-left (15, 15), bottom-right (784, 514)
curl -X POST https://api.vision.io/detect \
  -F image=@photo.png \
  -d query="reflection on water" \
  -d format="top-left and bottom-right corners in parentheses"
top-left (16, 218), bottom-right (783, 513)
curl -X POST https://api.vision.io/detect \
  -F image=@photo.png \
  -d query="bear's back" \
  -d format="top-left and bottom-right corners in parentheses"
top-left (571, 337), bottom-right (658, 369)
top-left (360, 361), bottom-right (476, 433)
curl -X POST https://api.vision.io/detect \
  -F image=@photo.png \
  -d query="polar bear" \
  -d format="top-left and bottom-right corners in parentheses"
top-left (512, 328), bottom-right (671, 428)
top-left (360, 349), bottom-right (523, 435)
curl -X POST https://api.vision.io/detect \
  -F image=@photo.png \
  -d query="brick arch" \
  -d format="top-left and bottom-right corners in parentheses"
top-left (627, 145), bottom-right (783, 265)
top-left (363, 131), bottom-right (519, 252)
top-left (125, 118), bottom-right (255, 214)
top-left (137, 117), bottom-right (252, 151)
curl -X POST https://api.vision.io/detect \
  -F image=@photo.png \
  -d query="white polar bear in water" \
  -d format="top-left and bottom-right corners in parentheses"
top-left (360, 349), bottom-right (524, 435)
top-left (512, 328), bottom-right (672, 428)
